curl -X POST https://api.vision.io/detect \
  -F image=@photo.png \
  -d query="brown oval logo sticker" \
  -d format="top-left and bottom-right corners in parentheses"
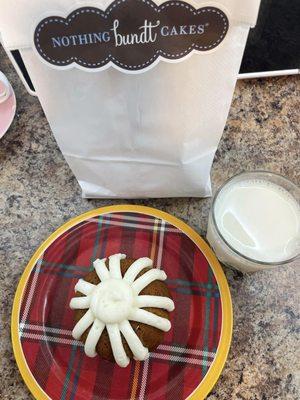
top-left (34, 0), bottom-right (229, 73)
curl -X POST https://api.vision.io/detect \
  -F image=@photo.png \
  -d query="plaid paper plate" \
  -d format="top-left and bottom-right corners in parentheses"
top-left (12, 205), bottom-right (232, 400)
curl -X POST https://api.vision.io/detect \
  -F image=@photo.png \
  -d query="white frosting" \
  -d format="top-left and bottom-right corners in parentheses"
top-left (90, 279), bottom-right (134, 324)
top-left (70, 254), bottom-right (175, 367)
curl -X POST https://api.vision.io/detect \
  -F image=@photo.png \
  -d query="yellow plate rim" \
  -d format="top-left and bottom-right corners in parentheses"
top-left (11, 204), bottom-right (232, 400)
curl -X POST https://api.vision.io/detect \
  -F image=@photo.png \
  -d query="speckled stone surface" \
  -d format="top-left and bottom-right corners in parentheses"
top-left (0, 44), bottom-right (299, 399)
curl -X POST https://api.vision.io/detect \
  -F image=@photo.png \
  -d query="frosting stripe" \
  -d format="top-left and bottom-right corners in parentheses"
top-left (109, 254), bottom-right (125, 279)
top-left (84, 319), bottom-right (105, 357)
top-left (132, 269), bottom-right (167, 294)
top-left (72, 309), bottom-right (94, 340)
top-left (106, 323), bottom-right (130, 367)
top-left (119, 320), bottom-right (149, 361)
top-left (136, 295), bottom-right (175, 311)
top-left (69, 296), bottom-right (91, 310)
top-left (94, 258), bottom-right (110, 281)
top-left (123, 257), bottom-right (153, 284)
top-left (75, 279), bottom-right (95, 295)
top-left (129, 309), bottom-right (171, 332)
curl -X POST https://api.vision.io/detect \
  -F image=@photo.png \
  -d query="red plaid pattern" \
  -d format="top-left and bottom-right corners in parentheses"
top-left (18, 212), bottom-right (222, 400)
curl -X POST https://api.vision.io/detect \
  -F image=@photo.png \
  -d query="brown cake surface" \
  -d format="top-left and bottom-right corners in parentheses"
top-left (74, 258), bottom-right (172, 361)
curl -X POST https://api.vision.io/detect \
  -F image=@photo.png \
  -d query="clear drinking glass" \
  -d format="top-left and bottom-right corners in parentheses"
top-left (207, 171), bottom-right (300, 273)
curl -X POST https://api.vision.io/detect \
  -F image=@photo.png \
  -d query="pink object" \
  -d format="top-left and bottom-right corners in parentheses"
top-left (0, 71), bottom-right (16, 139)
top-left (0, 80), bottom-right (8, 98)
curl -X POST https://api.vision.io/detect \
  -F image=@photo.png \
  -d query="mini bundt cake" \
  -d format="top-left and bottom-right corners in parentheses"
top-left (70, 254), bottom-right (175, 367)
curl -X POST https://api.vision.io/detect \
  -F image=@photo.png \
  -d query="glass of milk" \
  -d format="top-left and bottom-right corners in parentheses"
top-left (207, 171), bottom-right (300, 273)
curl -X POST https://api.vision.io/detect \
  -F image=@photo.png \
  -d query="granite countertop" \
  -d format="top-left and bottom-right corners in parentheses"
top-left (0, 44), bottom-right (299, 399)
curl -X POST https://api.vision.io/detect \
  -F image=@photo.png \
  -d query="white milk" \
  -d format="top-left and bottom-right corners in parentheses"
top-left (214, 179), bottom-right (300, 263)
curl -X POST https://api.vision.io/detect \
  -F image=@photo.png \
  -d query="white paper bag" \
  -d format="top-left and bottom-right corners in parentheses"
top-left (0, 0), bottom-right (260, 198)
